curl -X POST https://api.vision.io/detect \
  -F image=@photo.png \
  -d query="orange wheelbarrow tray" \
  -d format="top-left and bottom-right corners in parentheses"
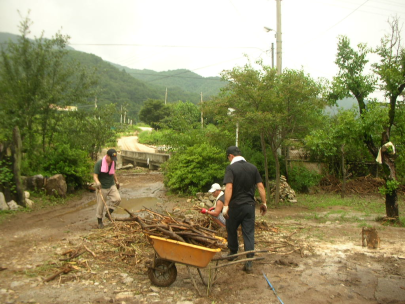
top-left (148, 235), bottom-right (225, 268)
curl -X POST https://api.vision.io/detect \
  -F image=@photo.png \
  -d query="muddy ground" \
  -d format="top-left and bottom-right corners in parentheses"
top-left (0, 171), bottom-right (404, 304)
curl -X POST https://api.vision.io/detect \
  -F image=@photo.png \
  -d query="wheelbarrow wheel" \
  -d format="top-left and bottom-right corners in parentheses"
top-left (148, 258), bottom-right (177, 287)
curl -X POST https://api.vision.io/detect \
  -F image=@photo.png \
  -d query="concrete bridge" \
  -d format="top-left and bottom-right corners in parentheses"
top-left (120, 150), bottom-right (170, 170)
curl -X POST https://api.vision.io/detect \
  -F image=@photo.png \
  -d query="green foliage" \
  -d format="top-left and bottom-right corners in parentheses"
top-left (161, 101), bottom-right (201, 132)
top-left (378, 179), bottom-right (400, 196)
top-left (138, 130), bottom-right (167, 146)
top-left (43, 144), bottom-right (93, 188)
top-left (162, 143), bottom-right (227, 195)
top-left (289, 166), bottom-right (322, 193)
top-left (0, 159), bottom-right (16, 194)
top-left (138, 99), bottom-right (170, 129)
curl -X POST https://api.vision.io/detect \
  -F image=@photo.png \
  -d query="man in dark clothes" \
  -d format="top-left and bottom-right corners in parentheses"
top-left (93, 149), bottom-right (121, 228)
top-left (222, 146), bottom-right (267, 273)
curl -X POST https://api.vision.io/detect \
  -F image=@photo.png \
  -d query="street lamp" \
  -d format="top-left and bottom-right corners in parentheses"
top-left (228, 108), bottom-right (239, 147)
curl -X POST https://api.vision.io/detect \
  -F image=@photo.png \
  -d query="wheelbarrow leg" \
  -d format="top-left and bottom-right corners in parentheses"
top-left (186, 266), bottom-right (203, 297)
top-left (197, 260), bottom-right (220, 287)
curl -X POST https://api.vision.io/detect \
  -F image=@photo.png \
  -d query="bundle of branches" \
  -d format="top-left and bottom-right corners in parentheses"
top-left (116, 208), bottom-right (227, 249)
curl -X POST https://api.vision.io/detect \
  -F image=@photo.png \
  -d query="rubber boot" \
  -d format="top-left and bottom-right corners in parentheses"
top-left (222, 250), bottom-right (237, 261)
top-left (243, 261), bottom-right (253, 273)
top-left (97, 218), bottom-right (104, 229)
top-left (105, 208), bottom-right (114, 221)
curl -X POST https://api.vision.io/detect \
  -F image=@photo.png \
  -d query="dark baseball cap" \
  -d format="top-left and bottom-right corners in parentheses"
top-left (226, 146), bottom-right (241, 157)
top-left (107, 149), bottom-right (118, 161)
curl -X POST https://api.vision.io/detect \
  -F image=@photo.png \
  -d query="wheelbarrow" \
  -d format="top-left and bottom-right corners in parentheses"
top-left (147, 235), bottom-right (267, 295)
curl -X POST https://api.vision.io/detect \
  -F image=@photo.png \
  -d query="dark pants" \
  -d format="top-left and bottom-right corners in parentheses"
top-left (226, 203), bottom-right (255, 258)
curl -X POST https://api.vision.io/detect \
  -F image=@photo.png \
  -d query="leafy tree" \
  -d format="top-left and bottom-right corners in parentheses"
top-left (305, 108), bottom-right (368, 196)
top-left (161, 101), bottom-right (201, 132)
top-left (0, 16), bottom-right (96, 170)
top-left (138, 99), bottom-right (170, 129)
top-left (331, 17), bottom-right (405, 218)
top-left (162, 143), bottom-right (228, 195)
top-left (54, 104), bottom-right (119, 161)
top-left (208, 61), bottom-right (325, 204)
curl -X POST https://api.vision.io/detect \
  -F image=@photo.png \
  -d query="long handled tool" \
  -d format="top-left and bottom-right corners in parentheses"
top-left (263, 271), bottom-right (284, 304)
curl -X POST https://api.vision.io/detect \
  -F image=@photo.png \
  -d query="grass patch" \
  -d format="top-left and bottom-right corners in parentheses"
top-left (22, 261), bottom-right (59, 278)
top-left (297, 193), bottom-right (388, 215)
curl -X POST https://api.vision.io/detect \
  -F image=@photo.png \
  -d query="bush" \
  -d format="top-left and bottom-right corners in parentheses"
top-left (162, 143), bottom-right (228, 195)
top-left (289, 165), bottom-right (322, 193)
top-left (43, 144), bottom-right (93, 189)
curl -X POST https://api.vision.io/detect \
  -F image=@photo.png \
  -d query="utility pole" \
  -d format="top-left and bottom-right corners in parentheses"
top-left (271, 42), bottom-right (274, 68)
top-left (200, 92), bottom-right (204, 129)
top-left (165, 87), bottom-right (168, 105)
top-left (276, 0), bottom-right (282, 74)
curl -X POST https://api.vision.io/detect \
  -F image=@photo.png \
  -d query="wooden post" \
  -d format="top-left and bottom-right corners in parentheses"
top-left (12, 126), bottom-right (25, 207)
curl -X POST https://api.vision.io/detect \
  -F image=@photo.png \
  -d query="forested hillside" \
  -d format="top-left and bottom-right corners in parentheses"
top-left (110, 64), bottom-right (226, 98)
top-left (0, 32), bottom-right (221, 122)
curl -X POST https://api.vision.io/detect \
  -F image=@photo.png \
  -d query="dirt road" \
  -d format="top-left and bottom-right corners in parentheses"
top-left (0, 172), bottom-right (404, 304)
top-left (117, 136), bottom-right (155, 153)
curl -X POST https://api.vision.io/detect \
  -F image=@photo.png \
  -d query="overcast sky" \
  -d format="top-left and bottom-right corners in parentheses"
top-left (1, 0), bottom-right (405, 86)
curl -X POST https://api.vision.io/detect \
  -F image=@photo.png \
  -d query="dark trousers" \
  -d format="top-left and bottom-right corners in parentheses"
top-left (226, 203), bottom-right (255, 258)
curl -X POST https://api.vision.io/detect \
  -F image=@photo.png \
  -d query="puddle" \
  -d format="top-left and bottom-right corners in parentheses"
top-left (114, 197), bottom-right (159, 214)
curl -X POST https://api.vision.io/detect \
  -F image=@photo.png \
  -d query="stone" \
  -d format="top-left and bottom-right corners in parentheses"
top-left (24, 191), bottom-right (30, 199)
top-left (122, 277), bottom-right (134, 285)
top-left (115, 292), bottom-right (134, 300)
top-left (0, 192), bottom-right (9, 210)
top-left (25, 199), bottom-right (34, 208)
top-left (44, 174), bottom-right (67, 198)
top-left (195, 192), bottom-right (204, 200)
top-left (150, 286), bottom-right (160, 292)
top-left (119, 164), bottom-right (134, 170)
top-left (24, 175), bottom-right (45, 191)
top-left (7, 200), bottom-right (19, 210)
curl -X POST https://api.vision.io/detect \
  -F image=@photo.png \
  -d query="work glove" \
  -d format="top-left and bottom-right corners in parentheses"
top-left (260, 204), bottom-right (267, 216)
top-left (95, 182), bottom-right (101, 190)
top-left (200, 208), bottom-right (208, 214)
top-left (223, 206), bottom-right (229, 218)
top-left (116, 182), bottom-right (120, 190)
top-left (209, 207), bottom-right (215, 211)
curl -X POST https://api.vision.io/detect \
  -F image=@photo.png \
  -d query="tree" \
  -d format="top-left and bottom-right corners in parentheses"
top-left (305, 108), bottom-right (367, 197)
top-left (138, 99), bottom-right (170, 129)
top-left (208, 61), bottom-right (325, 204)
top-left (0, 15), bottom-right (96, 170)
top-left (161, 101), bottom-right (201, 132)
top-left (331, 17), bottom-right (405, 218)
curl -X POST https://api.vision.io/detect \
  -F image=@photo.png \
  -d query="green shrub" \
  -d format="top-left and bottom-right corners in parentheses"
top-left (43, 144), bottom-right (93, 189)
top-left (138, 130), bottom-right (166, 145)
top-left (289, 165), bottom-right (322, 193)
top-left (0, 158), bottom-right (16, 194)
top-left (162, 143), bottom-right (228, 195)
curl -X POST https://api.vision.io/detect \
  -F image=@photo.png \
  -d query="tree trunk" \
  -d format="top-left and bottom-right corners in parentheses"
top-left (386, 191), bottom-right (398, 218)
top-left (12, 126), bottom-right (25, 207)
top-left (272, 148), bottom-right (280, 205)
top-left (260, 132), bottom-right (271, 205)
top-left (341, 144), bottom-right (345, 199)
top-left (284, 145), bottom-right (289, 182)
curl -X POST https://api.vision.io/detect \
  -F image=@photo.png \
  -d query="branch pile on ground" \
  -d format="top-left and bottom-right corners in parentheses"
top-left (116, 208), bottom-right (227, 249)
top-left (255, 221), bottom-right (314, 258)
top-left (320, 175), bottom-right (386, 194)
